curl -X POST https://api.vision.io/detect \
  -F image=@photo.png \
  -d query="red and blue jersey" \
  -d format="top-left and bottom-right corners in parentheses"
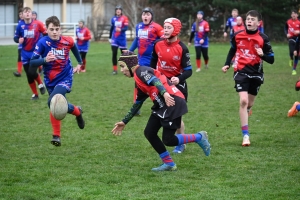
top-left (191, 20), bottom-right (210, 47)
top-left (129, 21), bottom-right (163, 66)
top-left (111, 15), bottom-right (128, 43)
top-left (76, 27), bottom-right (91, 52)
top-left (32, 36), bottom-right (75, 88)
top-left (14, 20), bottom-right (46, 52)
top-left (258, 20), bottom-right (264, 33)
top-left (225, 17), bottom-right (237, 36)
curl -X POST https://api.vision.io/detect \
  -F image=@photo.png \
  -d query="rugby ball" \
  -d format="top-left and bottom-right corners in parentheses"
top-left (50, 94), bottom-right (68, 120)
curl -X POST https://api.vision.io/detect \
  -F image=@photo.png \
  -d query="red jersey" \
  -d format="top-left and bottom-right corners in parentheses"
top-left (134, 66), bottom-right (187, 120)
top-left (232, 29), bottom-right (274, 75)
top-left (150, 39), bottom-right (192, 79)
top-left (233, 24), bottom-right (245, 34)
top-left (286, 18), bottom-right (300, 38)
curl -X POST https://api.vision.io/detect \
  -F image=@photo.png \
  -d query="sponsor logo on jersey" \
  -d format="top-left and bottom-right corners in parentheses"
top-left (24, 29), bottom-right (34, 38)
top-left (173, 55), bottom-right (180, 61)
top-left (138, 29), bottom-right (149, 39)
top-left (50, 47), bottom-right (66, 60)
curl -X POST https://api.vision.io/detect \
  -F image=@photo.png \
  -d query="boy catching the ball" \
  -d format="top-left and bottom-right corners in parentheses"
top-left (222, 10), bottom-right (274, 146)
top-left (30, 16), bottom-right (85, 146)
top-left (112, 52), bottom-right (211, 171)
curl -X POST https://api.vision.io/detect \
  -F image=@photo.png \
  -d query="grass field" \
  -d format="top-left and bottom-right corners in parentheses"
top-left (0, 41), bottom-right (299, 200)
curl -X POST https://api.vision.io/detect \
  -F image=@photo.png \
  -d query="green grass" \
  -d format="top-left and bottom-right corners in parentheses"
top-left (0, 41), bottom-right (299, 200)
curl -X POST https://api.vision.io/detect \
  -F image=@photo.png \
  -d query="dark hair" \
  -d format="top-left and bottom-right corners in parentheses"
top-left (291, 9), bottom-right (298, 14)
top-left (246, 10), bottom-right (262, 21)
top-left (45, 16), bottom-right (60, 28)
top-left (22, 7), bottom-right (31, 12)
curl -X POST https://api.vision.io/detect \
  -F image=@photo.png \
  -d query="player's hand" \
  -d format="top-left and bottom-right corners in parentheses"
top-left (200, 39), bottom-right (204, 44)
top-left (112, 121), bottom-right (126, 136)
top-left (108, 39), bottom-right (112, 43)
top-left (295, 30), bottom-right (300, 35)
top-left (122, 49), bottom-right (129, 53)
top-left (45, 51), bottom-right (56, 62)
top-left (19, 37), bottom-right (24, 44)
top-left (222, 65), bottom-right (230, 73)
top-left (287, 33), bottom-right (291, 38)
top-left (73, 64), bottom-right (81, 74)
top-left (255, 47), bottom-right (264, 57)
top-left (116, 27), bottom-right (121, 32)
top-left (223, 32), bottom-right (227, 38)
top-left (80, 37), bottom-right (84, 40)
top-left (163, 92), bottom-right (175, 107)
top-left (188, 42), bottom-right (191, 46)
top-left (170, 76), bottom-right (179, 85)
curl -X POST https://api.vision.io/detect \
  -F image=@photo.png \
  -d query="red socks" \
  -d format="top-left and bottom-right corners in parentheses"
top-left (72, 106), bottom-right (80, 116)
top-left (17, 62), bottom-right (22, 74)
top-left (35, 74), bottom-right (43, 85)
top-left (50, 113), bottom-right (61, 137)
top-left (29, 82), bottom-right (38, 95)
top-left (113, 65), bottom-right (118, 71)
top-left (196, 59), bottom-right (201, 69)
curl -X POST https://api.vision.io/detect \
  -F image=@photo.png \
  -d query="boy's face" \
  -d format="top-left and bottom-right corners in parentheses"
top-left (78, 22), bottom-right (84, 28)
top-left (232, 11), bottom-right (238, 18)
top-left (142, 12), bottom-right (152, 25)
top-left (115, 9), bottom-right (122, 16)
top-left (163, 22), bottom-right (174, 39)
top-left (47, 23), bottom-right (61, 40)
top-left (19, 12), bottom-right (23, 20)
top-left (32, 14), bottom-right (37, 20)
top-left (236, 17), bottom-right (243, 25)
top-left (23, 9), bottom-right (32, 20)
top-left (197, 13), bottom-right (203, 20)
top-left (119, 64), bottom-right (131, 77)
top-left (246, 15), bottom-right (260, 31)
top-left (291, 12), bottom-right (298, 20)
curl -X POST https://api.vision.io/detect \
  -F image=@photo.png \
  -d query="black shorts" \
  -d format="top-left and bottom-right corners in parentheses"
top-left (161, 115), bottom-right (182, 129)
top-left (234, 72), bottom-right (262, 96)
top-left (176, 81), bottom-right (188, 101)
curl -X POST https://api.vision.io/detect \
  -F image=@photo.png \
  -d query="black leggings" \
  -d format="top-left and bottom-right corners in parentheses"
top-left (17, 49), bottom-right (21, 62)
top-left (144, 114), bottom-right (180, 154)
top-left (24, 63), bottom-right (38, 84)
top-left (195, 46), bottom-right (209, 60)
top-left (80, 52), bottom-right (87, 60)
top-left (289, 39), bottom-right (296, 59)
top-left (111, 46), bottom-right (127, 65)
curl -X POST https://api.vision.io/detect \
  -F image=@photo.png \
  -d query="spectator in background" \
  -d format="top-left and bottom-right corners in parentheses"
top-left (284, 10), bottom-right (300, 75)
top-left (188, 10), bottom-right (210, 72)
top-left (76, 19), bottom-right (92, 72)
top-left (109, 5), bottom-right (128, 75)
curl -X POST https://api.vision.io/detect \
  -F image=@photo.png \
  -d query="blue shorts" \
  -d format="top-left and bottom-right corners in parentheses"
top-left (21, 50), bottom-right (33, 65)
top-left (111, 38), bottom-right (127, 49)
top-left (46, 79), bottom-right (73, 95)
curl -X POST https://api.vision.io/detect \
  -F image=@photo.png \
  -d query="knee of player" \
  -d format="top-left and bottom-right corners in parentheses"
top-left (239, 98), bottom-right (248, 107)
